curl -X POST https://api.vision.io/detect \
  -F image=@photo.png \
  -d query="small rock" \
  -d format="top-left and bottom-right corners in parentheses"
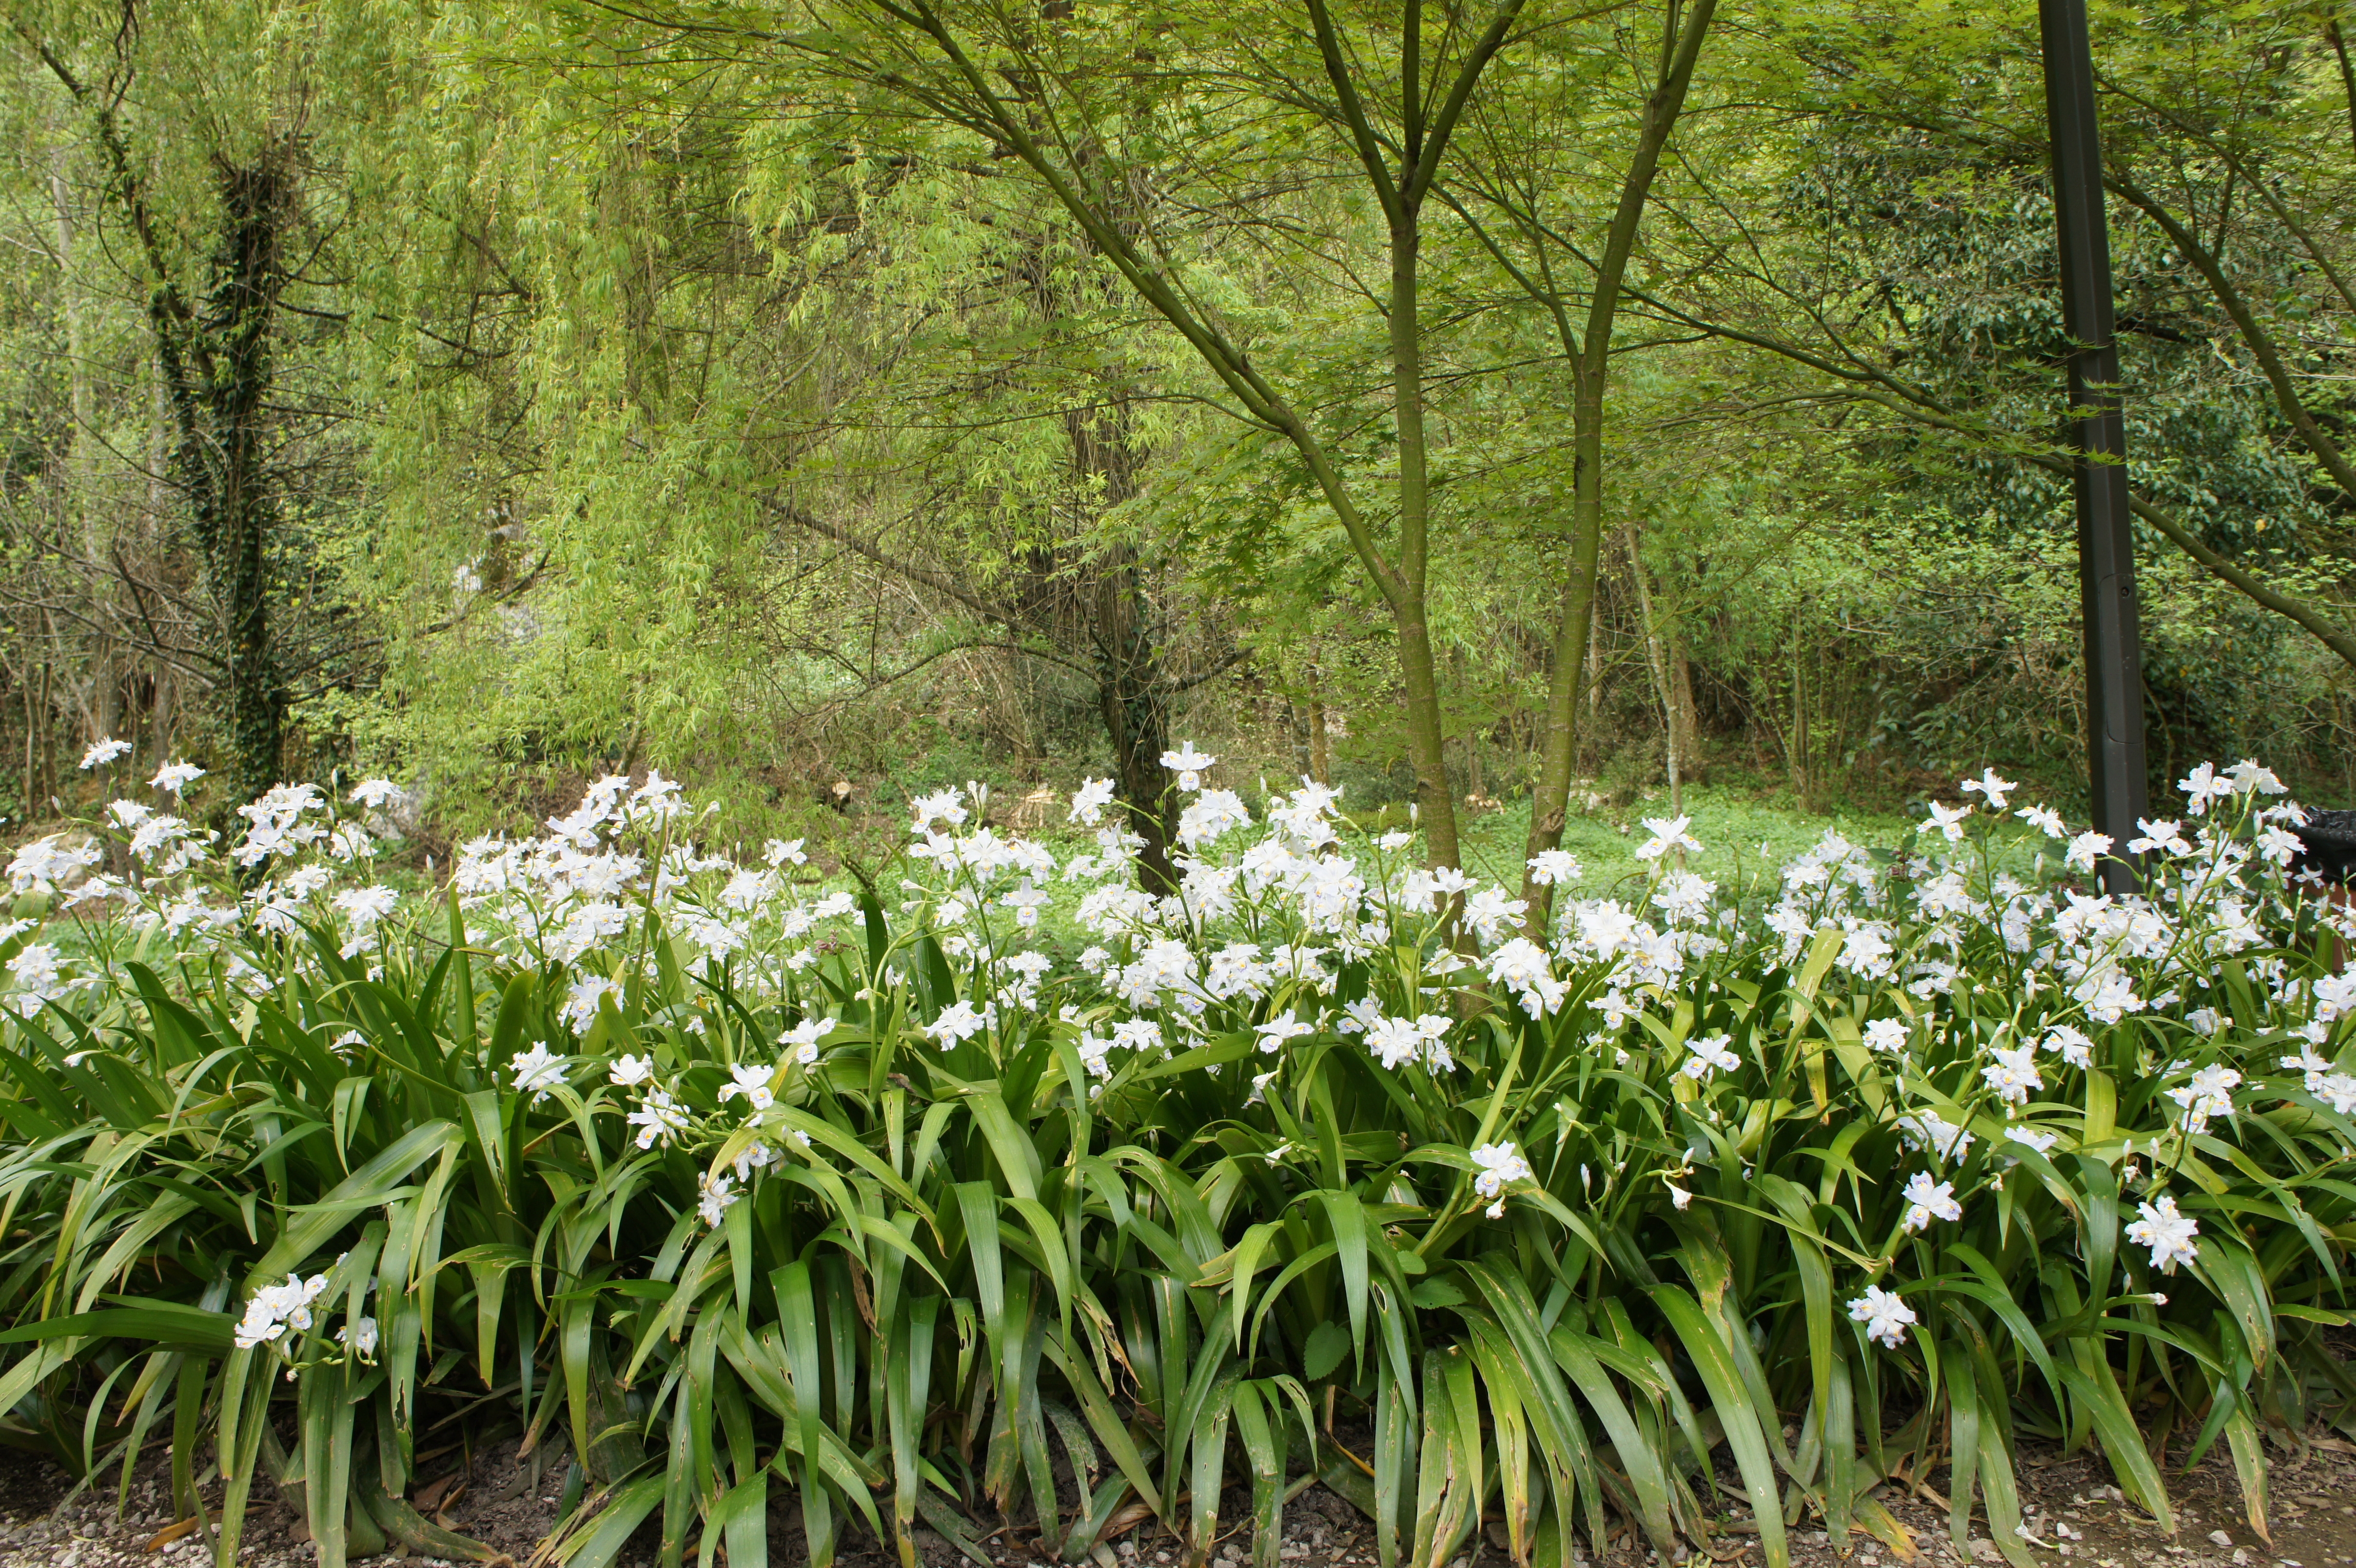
top-left (2231, 1551), bottom-right (2248, 1565)
top-left (2208, 1534), bottom-right (2232, 1549)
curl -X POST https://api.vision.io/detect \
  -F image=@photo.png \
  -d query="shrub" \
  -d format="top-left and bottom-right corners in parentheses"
top-left (0, 755), bottom-right (2344, 1568)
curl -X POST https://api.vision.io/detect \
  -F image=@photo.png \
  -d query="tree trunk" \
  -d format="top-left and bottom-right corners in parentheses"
top-left (40, 46), bottom-right (298, 809)
top-left (1092, 560), bottom-right (1177, 893)
top-left (1789, 609), bottom-right (1809, 804)
top-left (1517, 0), bottom-right (1719, 929)
top-left (1308, 669), bottom-right (1330, 786)
top-left (1671, 639), bottom-right (1699, 785)
top-left (1065, 401), bottom-right (1181, 893)
top-left (204, 158), bottom-right (291, 802)
top-left (1622, 521), bottom-right (1680, 817)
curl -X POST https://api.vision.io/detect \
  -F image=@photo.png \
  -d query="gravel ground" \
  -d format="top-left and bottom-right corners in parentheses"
top-left (0, 1431), bottom-right (2352, 1568)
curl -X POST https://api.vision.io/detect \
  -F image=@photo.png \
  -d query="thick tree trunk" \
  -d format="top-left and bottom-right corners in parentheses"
top-left (1065, 404), bottom-right (1181, 892)
top-left (40, 44), bottom-right (298, 808)
top-left (193, 156), bottom-right (293, 804)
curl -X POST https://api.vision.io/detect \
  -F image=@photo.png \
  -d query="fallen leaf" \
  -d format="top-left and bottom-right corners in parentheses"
top-left (143, 1517), bottom-right (201, 1553)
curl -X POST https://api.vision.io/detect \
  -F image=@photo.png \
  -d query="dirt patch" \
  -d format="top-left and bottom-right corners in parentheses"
top-left (0, 1434), bottom-right (2352, 1568)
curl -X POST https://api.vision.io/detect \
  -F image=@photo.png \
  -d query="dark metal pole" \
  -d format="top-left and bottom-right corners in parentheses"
top-left (2040, 0), bottom-right (2147, 893)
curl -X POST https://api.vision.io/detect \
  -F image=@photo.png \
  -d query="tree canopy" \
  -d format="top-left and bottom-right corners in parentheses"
top-left (4, 0), bottom-right (2354, 852)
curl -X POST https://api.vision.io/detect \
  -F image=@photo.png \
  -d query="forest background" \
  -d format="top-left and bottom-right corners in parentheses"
top-left (3, 0), bottom-right (2354, 875)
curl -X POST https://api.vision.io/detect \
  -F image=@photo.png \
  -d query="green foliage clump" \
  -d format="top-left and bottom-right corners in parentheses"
top-left (0, 757), bottom-right (2344, 1568)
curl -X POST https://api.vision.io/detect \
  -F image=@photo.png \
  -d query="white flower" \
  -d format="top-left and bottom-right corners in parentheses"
top-left (2015, 804), bottom-right (2067, 838)
top-left (910, 789), bottom-right (968, 832)
top-left (1070, 778), bottom-right (1117, 826)
top-left (608, 1053), bottom-right (656, 1088)
top-left (7, 944), bottom-right (66, 1006)
top-left (234, 1274), bottom-right (331, 1351)
top-left (1862, 1017), bottom-right (1910, 1055)
top-left (2065, 831), bottom-right (2113, 873)
top-left (626, 1090), bottom-right (690, 1149)
top-left (2178, 762), bottom-right (2235, 816)
top-left (698, 1173), bottom-right (741, 1227)
top-left (1253, 1010), bottom-right (1314, 1054)
top-left (331, 1030), bottom-right (368, 1059)
top-left (335, 1316), bottom-right (380, 1357)
top-left (2288, 1041), bottom-right (2334, 1088)
top-left (1681, 1032), bottom-right (1741, 1082)
top-left (1923, 801), bottom-right (1971, 842)
top-left (78, 738), bottom-right (132, 770)
top-left (2226, 759), bottom-right (2286, 796)
top-left (1366, 1015), bottom-right (1428, 1070)
top-left (2319, 973), bottom-right (2356, 1024)
top-left (332, 886), bottom-right (400, 929)
top-left (764, 837), bottom-right (809, 868)
top-left (347, 778), bottom-right (407, 808)
top-left (509, 1044), bottom-right (567, 1103)
top-left (1469, 1141), bottom-right (1533, 1200)
top-left (1160, 742), bottom-right (1216, 792)
top-left (1896, 1112), bottom-right (1974, 1162)
top-left (1980, 1045), bottom-right (2041, 1106)
top-left (2167, 1064), bottom-right (2240, 1133)
top-left (2041, 1024), bottom-right (2094, 1068)
top-left (1525, 850), bottom-right (1583, 887)
top-left (2127, 818), bottom-right (2191, 857)
top-left (7, 835), bottom-right (100, 893)
top-left (2125, 1195), bottom-right (2201, 1273)
top-left (780, 1015), bottom-right (838, 1065)
top-left (1651, 871), bottom-right (1715, 925)
top-left (2255, 824), bottom-right (2304, 866)
top-left (2316, 1073), bottom-right (2356, 1115)
top-left (714, 869), bottom-right (775, 913)
top-left (719, 1063), bottom-right (777, 1110)
top-left (925, 999), bottom-right (987, 1049)
top-left (1849, 1285), bottom-right (1916, 1349)
top-left (150, 761), bottom-right (205, 796)
top-left (1001, 882), bottom-right (1052, 926)
top-left (1959, 770), bottom-right (2017, 809)
top-left (1666, 1182), bottom-right (1694, 1211)
top-left (2006, 1126), bottom-right (2060, 1156)
top-left (1635, 815), bottom-right (1704, 863)
top-left (1900, 1172), bottom-right (1962, 1232)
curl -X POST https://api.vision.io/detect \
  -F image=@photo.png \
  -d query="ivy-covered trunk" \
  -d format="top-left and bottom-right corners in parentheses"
top-left (161, 150), bottom-right (296, 805)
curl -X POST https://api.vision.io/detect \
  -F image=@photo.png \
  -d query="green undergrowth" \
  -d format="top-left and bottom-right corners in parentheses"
top-left (0, 765), bottom-right (2343, 1568)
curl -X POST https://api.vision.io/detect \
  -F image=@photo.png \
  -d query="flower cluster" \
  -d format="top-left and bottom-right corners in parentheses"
top-left (234, 1272), bottom-right (330, 1350)
top-left (11, 745), bottom-right (2344, 1361)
